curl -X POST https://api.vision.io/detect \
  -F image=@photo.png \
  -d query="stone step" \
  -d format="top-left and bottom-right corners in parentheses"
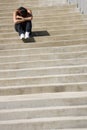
top-left (0, 3), bottom-right (75, 8)
top-left (0, 5), bottom-right (77, 14)
top-left (0, 73), bottom-right (86, 86)
top-left (1, 23), bottom-right (87, 33)
top-left (0, 0), bottom-right (66, 3)
top-left (0, 21), bottom-right (87, 32)
top-left (0, 0), bottom-right (68, 5)
top-left (22, 19), bottom-right (87, 27)
top-left (1, 13), bottom-right (83, 24)
top-left (0, 40), bottom-right (86, 50)
top-left (0, 44), bottom-right (87, 56)
top-left (0, 82), bottom-right (87, 96)
top-left (0, 12), bottom-right (85, 22)
top-left (1, 28), bottom-right (87, 39)
top-left (27, 33), bottom-right (87, 43)
top-left (1, 13), bottom-right (80, 23)
top-left (0, 17), bottom-right (87, 28)
top-left (0, 105), bottom-right (87, 120)
top-left (1, 0), bottom-right (67, 7)
top-left (0, 116), bottom-right (87, 130)
top-left (0, 5), bottom-right (78, 16)
top-left (3, 27), bottom-right (87, 36)
top-left (0, 58), bottom-right (86, 70)
top-left (1, 3), bottom-right (70, 9)
top-left (1, 24), bottom-right (87, 33)
top-left (0, 92), bottom-right (87, 108)
top-left (0, 33), bottom-right (87, 44)
top-left (0, 65), bottom-right (87, 78)
top-left (0, 38), bottom-right (87, 48)
top-left (0, 8), bottom-right (79, 17)
top-left (0, 1), bottom-right (68, 8)
top-left (1, 24), bottom-right (87, 36)
top-left (1, 20), bottom-right (86, 31)
top-left (0, 51), bottom-right (86, 63)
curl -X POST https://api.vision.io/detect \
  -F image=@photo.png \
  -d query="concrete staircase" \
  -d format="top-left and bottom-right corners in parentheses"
top-left (0, 0), bottom-right (87, 129)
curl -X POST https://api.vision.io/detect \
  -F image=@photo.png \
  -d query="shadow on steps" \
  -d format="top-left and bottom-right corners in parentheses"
top-left (23, 30), bottom-right (50, 43)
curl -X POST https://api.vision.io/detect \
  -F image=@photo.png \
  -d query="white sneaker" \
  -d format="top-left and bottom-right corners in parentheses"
top-left (20, 34), bottom-right (25, 40)
top-left (25, 32), bottom-right (30, 39)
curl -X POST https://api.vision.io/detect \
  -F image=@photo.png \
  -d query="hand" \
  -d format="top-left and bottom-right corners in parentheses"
top-left (22, 17), bottom-right (25, 22)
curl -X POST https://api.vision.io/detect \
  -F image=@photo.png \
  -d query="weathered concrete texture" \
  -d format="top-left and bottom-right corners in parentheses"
top-left (68, 0), bottom-right (87, 14)
top-left (39, 0), bottom-right (67, 7)
top-left (0, 0), bottom-right (67, 6)
top-left (0, 0), bottom-right (87, 129)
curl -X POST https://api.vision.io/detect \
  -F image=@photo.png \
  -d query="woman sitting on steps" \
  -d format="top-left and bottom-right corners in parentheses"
top-left (13, 6), bottom-right (33, 40)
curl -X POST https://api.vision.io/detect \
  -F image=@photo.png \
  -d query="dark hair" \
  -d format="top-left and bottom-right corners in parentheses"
top-left (18, 7), bottom-right (27, 17)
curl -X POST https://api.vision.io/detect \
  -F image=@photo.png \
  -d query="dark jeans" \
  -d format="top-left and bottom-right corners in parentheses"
top-left (15, 21), bottom-right (32, 35)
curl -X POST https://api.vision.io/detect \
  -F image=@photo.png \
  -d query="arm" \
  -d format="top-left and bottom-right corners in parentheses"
top-left (13, 10), bottom-right (25, 24)
top-left (23, 9), bottom-right (33, 21)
